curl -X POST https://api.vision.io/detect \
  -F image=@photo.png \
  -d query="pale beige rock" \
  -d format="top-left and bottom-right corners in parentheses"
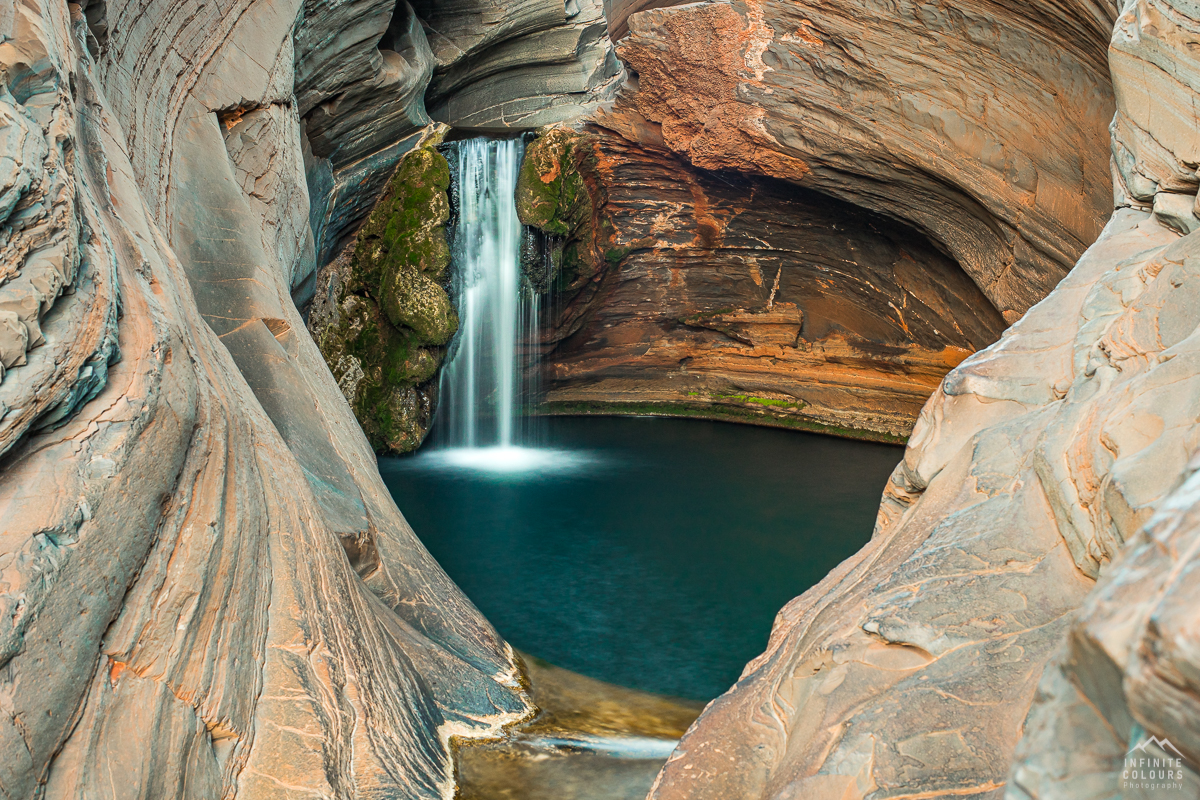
top-left (0, 1), bottom-right (530, 799)
top-left (645, 0), bottom-right (1200, 798)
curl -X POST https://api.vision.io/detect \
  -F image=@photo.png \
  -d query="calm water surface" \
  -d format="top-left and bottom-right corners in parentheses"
top-left (379, 416), bottom-right (902, 700)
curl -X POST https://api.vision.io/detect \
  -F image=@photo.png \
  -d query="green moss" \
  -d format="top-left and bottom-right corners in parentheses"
top-left (516, 128), bottom-right (589, 238)
top-left (535, 400), bottom-right (908, 444)
top-left (357, 145), bottom-right (452, 284)
top-left (604, 245), bottom-right (633, 265)
top-left (313, 130), bottom-right (457, 454)
top-left (380, 263), bottom-right (458, 345)
top-left (516, 128), bottom-right (610, 293)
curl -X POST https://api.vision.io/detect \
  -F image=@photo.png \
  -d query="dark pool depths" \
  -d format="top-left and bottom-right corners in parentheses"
top-left (379, 416), bottom-right (903, 701)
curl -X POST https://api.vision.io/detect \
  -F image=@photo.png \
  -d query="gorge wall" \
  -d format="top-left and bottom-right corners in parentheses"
top-left (634, 2), bottom-right (1200, 800)
top-left (1, 0), bottom-right (631, 792)
top-left (607, 0), bottom-right (1119, 322)
top-left (2, 0), bottom-right (1200, 799)
top-left (508, 0), bottom-right (1121, 440)
top-left (518, 128), bottom-right (1007, 439)
top-left (0, 0), bottom-right (573, 796)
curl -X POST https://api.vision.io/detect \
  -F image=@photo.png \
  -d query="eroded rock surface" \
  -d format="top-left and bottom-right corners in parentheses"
top-left (417, 0), bottom-right (622, 130)
top-left (518, 128), bottom-right (1006, 439)
top-left (0, 1), bottom-right (530, 798)
top-left (645, 1), bottom-right (1200, 798)
top-left (605, 0), bottom-right (1118, 322)
top-left (297, 0), bottom-right (621, 287)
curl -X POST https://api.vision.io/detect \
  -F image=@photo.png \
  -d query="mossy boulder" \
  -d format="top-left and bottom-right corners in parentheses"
top-left (516, 128), bottom-right (605, 292)
top-left (380, 263), bottom-right (457, 345)
top-left (356, 145), bottom-right (452, 282)
top-left (307, 126), bottom-right (457, 454)
top-left (517, 128), bottom-right (590, 237)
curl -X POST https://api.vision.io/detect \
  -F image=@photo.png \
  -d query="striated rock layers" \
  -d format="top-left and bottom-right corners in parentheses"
top-left (518, 128), bottom-right (1007, 439)
top-left (418, 0), bottom-right (622, 130)
top-left (514, 0), bottom-right (1121, 440)
top-left (0, 1), bottom-right (533, 798)
top-left (604, 0), bottom-right (1118, 323)
top-left (298, 0), bottom-right (620, 289)
top-left (308, 128), bottom-right (457, 453)
top-left (644, 1), bottom-right (1200, 799)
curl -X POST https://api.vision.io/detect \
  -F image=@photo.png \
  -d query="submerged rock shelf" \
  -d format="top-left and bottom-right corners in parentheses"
top-left (455, 654), bottom-right (703, 800)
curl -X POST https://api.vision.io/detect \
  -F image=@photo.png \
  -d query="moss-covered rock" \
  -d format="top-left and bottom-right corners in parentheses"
top-left (517, 128), bottom-right (590, 237)
top-left (356, 144), bottom-right (452, 282)
top-left (516, 128), bottom-right (606, 293)
top-left (380, 263), bottom-right (458, 345)
top-left (306, 125), bottom-right (457, 454)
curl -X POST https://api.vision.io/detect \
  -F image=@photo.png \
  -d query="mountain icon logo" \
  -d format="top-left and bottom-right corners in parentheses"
top-left (1129, 736), bottom-right (1185, 759)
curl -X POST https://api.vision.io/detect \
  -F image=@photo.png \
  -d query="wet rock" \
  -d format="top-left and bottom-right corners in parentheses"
top-left (519, 128), bottom-right (1007, 439)
top-left (457, 653), bottom-right (703, 800)
top-left (308, 128), bottom-right (457, 453)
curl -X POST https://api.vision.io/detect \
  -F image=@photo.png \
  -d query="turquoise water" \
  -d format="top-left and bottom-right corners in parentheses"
top-left (379, 416), bottom-right (902, 701)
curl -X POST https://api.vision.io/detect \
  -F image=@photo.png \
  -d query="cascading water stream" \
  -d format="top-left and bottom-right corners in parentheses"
top-left (434, 137), bottom-right (550, 471)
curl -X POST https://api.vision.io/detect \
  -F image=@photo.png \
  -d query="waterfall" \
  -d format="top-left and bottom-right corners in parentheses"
top-left (437, 137), bottom-right (541, 456)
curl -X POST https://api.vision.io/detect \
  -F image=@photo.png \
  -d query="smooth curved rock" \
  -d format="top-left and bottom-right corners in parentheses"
top-left (296, 0), bottom-right (437, 278)
top-left (419, 0), bottom-right (623, 130)
top-left (0, 2), bottom-right (529, 798)
top-left (602, 0), bottom-right (689, 41)
top-left (606, 0), bottom-right (1118, 321)
top-left (519, 127), bottom-right (1007, 439)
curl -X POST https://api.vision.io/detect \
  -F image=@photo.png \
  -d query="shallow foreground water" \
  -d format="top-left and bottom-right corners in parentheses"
top-left (381, 416), bottom-right (902, 701)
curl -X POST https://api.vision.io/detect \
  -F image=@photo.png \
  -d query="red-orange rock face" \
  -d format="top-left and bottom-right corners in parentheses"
top-left (611, 0), bottom-right (1117, 321)
top-left (520, 129), bottom-right (1007, 439)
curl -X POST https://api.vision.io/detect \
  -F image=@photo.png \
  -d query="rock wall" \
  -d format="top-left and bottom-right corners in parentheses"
top-left (643, 1), bottom-right (1200, 799)
top-left (5, 0), bottom-right (1200, 797)
top-left (298, 0), bottom-right (620, 291)
top-left (0, 2), bottom-right (532, 798)
top-left (419, 0), bottom-right (622, 130)
top-left (518, 128), bottom-right (1007, 439)
top-left (293, 0), bottom-right (624, 450)
top-left (603, 0), bottom-right (1118, 322)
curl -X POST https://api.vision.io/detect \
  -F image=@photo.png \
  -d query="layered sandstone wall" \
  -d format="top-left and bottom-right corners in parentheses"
top-left (642, 2), bottom-right (1200, 799)
top-left (513, 0), bottom-right (1122, 440)
top-left (518, 128), bottom-right (1007, 439)
top-left (605, 0), bottom-right (1118, 322)
top-left (0, 1), bottom-right (540, 798)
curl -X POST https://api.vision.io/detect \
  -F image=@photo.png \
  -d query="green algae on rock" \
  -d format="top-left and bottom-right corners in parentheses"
top-left (307, 126), bottom-right (457, 453)
top-left (516, 127), bottom-right (608, 294)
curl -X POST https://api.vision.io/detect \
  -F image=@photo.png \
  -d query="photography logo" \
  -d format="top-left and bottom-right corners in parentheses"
top-left (1123, 736), bottom-right (1187, 793)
